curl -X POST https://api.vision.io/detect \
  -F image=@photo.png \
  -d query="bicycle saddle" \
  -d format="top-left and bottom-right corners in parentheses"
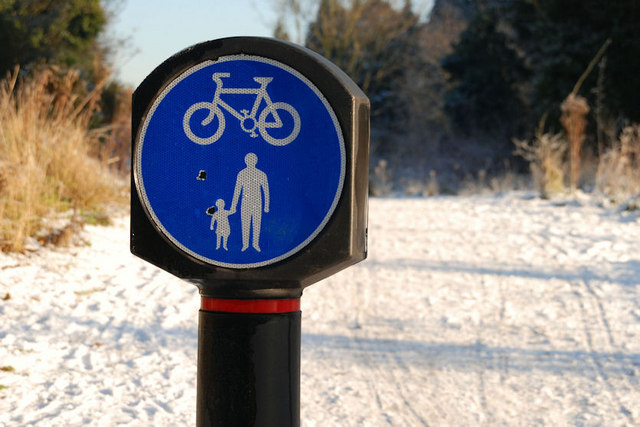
top-left (253, 77), bottom-right (274, 85)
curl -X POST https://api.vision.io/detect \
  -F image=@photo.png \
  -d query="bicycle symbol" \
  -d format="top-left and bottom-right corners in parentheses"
top-left (183, 73), bottom-right (301, 146)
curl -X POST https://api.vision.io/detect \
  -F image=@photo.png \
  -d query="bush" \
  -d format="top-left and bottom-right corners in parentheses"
top-left (0, 67), bottom-right (121, 252)
top-left (596, 125), bottom-right (640, 203)
top-left (513, 132), bottom-right (567, 198)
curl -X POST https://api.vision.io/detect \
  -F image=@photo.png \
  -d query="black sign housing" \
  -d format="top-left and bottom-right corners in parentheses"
top-left (131, 37), bottom-right (369, 299)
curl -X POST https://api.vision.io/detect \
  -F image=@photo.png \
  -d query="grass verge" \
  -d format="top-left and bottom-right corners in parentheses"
top-left (0, 67), bottom-right (124, 252)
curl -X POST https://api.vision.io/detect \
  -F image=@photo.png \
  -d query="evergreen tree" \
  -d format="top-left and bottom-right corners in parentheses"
top-left (305, 0), bottom-right (423, 126)
top-left (0, 0), bottom-right (107, 79)
top-left (442, 9), bottom-right (528, 137)
top-left (443, 0), bottom-right (640, 137)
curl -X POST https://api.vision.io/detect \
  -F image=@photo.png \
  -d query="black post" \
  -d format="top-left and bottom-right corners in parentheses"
top-left (196, 298), bottom-right (301, 427)
top-left (130, 36), bottom-right (368, 427)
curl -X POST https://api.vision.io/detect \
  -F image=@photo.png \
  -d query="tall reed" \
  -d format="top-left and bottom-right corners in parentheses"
top-left (561, 94), bottom-right (589, 191)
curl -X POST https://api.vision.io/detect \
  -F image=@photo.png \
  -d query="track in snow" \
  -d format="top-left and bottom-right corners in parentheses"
top-left (301, 195), bottom-right (640, 425)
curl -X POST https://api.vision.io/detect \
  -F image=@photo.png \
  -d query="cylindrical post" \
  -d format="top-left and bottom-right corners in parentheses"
top-left (196, 297), bottom-right (301, 427)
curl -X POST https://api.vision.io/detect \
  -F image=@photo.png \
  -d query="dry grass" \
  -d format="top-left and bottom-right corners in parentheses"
top-left (596, 125), bottom-right (640, 202)
top-left (514, 132), bottom-right (567, 198)
top-left (370, 159), bottom-right (393, 196)
top-left (0, 67), bottom-right (122, 252)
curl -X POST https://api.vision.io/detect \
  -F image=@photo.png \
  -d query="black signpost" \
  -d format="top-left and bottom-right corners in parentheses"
top-left (131, 37), bottom-right (369, 426)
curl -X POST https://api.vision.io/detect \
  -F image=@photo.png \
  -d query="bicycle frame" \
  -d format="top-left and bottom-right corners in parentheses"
top-left (183, 71), bottom-right (300, 146)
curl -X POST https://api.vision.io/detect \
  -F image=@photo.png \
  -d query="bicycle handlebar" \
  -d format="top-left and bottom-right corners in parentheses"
top-left (212, 73), bottom-right (231, 81)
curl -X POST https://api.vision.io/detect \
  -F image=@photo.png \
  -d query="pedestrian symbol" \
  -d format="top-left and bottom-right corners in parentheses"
top-left (135, 55), bottom-right (345, 268)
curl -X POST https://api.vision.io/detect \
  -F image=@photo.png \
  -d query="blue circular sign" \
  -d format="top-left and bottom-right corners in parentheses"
top-left (135, 55), bottom-right (345, 268)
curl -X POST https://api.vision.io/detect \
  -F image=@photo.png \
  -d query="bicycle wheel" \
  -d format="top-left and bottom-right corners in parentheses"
top-left (183, 102), bottom-right (225, 145)
top-left (257, 102), bottom-right (301, 146)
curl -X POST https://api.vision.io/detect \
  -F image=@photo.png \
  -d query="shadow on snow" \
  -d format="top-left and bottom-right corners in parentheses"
top-left (302, 333), bottom-right (640, 380)
top-left (365, 259), bottom-right (640, 287)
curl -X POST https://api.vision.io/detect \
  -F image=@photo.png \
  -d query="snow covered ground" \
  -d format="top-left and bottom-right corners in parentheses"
top-left (1, 194), bottom-right (639, 426)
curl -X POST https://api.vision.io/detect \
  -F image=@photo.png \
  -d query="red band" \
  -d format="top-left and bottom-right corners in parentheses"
top-left (201, 297), bottom-right (300, 313)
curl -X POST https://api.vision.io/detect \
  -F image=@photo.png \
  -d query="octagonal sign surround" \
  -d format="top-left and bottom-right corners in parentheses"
top-left (131, 38), bottom-right (369, 299)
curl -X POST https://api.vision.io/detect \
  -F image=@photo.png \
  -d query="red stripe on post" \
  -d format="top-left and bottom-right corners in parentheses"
top-left (201, 297), bottom-right (300, 313)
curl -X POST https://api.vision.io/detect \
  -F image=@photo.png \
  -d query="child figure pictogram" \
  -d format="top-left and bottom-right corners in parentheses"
top-left (208, 199), bottom-right (232, 250)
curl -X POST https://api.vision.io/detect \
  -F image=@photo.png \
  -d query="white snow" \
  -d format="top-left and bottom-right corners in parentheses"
top-left (1, 193), bottom-right (639, 426)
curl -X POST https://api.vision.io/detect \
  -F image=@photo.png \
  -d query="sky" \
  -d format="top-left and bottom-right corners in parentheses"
top-left (110, 0), bottom-right (277, 87)
top-left (109, 0), bottom-right (434, 88)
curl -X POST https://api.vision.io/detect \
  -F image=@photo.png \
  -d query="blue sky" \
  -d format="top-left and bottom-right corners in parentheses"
top-left (110, 0), bottom-right (434, 88)
top-left (111, 0), bottom-right (276, 87)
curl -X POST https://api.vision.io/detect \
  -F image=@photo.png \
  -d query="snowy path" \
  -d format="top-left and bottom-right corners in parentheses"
top-left (1, 194), bottom-right (640, 425)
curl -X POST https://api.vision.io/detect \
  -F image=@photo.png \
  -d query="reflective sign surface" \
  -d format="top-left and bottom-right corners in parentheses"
top-left (135, 55), bottom-right (345, 268)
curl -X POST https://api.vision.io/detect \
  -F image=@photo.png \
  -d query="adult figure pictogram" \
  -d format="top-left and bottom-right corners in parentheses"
top-left (230, 153), bottom-right (270, 252)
